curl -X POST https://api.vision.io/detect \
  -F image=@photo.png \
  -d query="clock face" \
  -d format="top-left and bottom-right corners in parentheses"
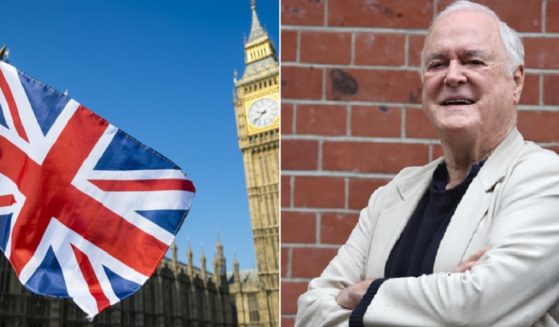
top-left (247, 97), bottom-right (279, 128)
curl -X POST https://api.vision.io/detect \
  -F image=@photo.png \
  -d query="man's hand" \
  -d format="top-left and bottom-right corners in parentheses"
top-left (334, 246), bottom-right (488, 311)
top-left (455, 246), bottom-right (490, 273)
top-left (336, 278), bottom-right (375, 310)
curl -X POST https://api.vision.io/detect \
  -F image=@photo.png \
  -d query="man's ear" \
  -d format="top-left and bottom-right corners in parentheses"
top-left (512, 65), bottom-right (525, 105)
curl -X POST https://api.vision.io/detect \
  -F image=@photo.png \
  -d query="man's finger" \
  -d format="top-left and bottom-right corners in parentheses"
top-left (456, 261), bottom-right (477, 273)
top-left (461, 246), bottom-right (490, 265)
top-left (336, 278), bottom-right (375, 309)
top-left (455, 246), bottom-right (491, 273)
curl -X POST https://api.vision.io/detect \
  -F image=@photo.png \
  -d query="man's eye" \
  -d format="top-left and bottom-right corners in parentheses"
top-left (427, 62), bottom-right (445, 69)
top-left (467, 59), bottom-right (485, 66)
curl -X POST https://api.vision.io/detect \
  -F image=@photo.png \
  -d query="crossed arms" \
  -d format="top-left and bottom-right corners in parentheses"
top-left (296, 150), bottom-right (559, 327)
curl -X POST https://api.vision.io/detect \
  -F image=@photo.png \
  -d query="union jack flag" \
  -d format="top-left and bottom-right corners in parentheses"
top-left (0, 61), bottom-right (195, 319)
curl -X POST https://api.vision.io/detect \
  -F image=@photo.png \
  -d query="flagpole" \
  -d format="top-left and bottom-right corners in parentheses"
top-left (0, 45), bottom-right (8, 62)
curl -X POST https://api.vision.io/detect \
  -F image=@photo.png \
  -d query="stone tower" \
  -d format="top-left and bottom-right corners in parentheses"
top-left (232, 0), bottom-right (279, 325)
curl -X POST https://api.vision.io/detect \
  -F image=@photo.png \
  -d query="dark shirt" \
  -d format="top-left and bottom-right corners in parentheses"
top-left (349, 162), bottom-right (482, 327)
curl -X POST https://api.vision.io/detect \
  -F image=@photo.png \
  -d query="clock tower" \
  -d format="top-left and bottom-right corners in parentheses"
top-left (232, 0), bottom-right (279, 325)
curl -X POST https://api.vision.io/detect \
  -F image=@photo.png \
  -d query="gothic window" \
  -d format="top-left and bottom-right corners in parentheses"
top-left (196, 287), bottom-right (204, 321)
top-left (259, 154), bottom-right (269, 185)
top-left (209, 290), bottom-right (217, 322)
top-left (248, 294), bottom-right (260, 322)
top-left (181, 283), bottom-right (190, 319)
top-left (163, 276), bottom-right (173, 320)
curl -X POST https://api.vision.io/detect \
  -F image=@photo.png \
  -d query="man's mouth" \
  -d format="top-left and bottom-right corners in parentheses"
top-left (440, 99), bottom-right (476, 106)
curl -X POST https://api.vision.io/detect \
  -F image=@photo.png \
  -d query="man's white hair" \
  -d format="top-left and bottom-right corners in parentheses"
top-left (422, 0), bottom-right (524, 77)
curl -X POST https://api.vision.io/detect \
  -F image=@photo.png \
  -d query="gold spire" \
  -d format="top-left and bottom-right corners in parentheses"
top-left (233, 255), bottom-right (240, 282)
top-left (200, 244), bottom-right (207, 279)
top-left (247, 0), bottom-right (267, 43)
top-left (187, 238), bottom-right (193, 261)
top-left (171, 241), bottom-right (178, 272)
top-left (216, 229), bottom-right (223, 251)
top-left (187, 237), bottom-right (194, 276)
top-left (233, 255), bottom-right (239, 269)
top-left (238, 0), bottom-right (277, 80)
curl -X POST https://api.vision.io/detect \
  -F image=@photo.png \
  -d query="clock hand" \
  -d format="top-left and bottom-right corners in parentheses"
top-left (256, 110), bottom-right (266, 120)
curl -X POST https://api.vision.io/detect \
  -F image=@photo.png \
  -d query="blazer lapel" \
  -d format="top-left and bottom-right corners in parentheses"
top-left (433, 128), bottom-right (526, 272)
top-left (367, 160), bottom-right (440, 277)
top-left (433, 179), bottom-right (491, 272)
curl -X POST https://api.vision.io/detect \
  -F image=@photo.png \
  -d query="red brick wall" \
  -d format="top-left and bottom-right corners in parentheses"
top-left (280, 0), bottom-right (559, 325)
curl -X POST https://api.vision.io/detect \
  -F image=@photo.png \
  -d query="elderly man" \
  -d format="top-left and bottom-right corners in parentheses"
top-left (295, 1), bottom-right (559, 326)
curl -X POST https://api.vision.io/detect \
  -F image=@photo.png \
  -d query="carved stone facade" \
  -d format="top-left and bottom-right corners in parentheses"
top-left (231, 1), bottom-right (279, 326)
top-left (0, 240), bottom-right (247, 327)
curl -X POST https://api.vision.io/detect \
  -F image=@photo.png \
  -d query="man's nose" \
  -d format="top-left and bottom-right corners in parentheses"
top-left (443, 60), bottom-right (467, 87)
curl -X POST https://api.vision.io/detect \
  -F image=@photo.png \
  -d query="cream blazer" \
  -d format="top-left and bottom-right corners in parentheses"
top-left (296, 129), bottom-right (559, 327)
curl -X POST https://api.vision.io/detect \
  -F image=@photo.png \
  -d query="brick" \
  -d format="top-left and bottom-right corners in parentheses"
top-left (329, 0), bottom-right (433, 29)
top-left (327, 69), bottom-right (422, 103)
top-left (281, 139), bottom-right (319, 170)
top-left (291, 247), bottom-right (338, 278)
top-left (294, 176), bottom-right (345, 208)
top-left (548, 0), bottom-right (559, 33)
top-left (351, 106), bottom-right (401, 138)
top-left (432, 143), bottom-right (444, 159)
top-left (323, 142), bottom-right (429, 173)
top-left (281, 211), bottom-right (316, 243)
top-left (281, 247), bottom-right (290, 277)
top-left (543, 75), bottom-right (559, 105)
top-left (517, 111), bottom-right (559, 143)
top-left (282, 103), bottom-right (294, 135)
top-left (282, 66), bottom-right (323, 100)
top-left (300, 31), bottom-right (351, 64)
top-left (524, 37), bottom-right (559, 69)
top-left (355, 33), bottom-right (405, 66)
top-left (437, 0), bottom-right (541, 32)
top-left (321, 213), bottom-right (359, 244)
top-left (348, 178), bottom-right (390, 210)
top-left (409, 34), bottom-right (426, 67)
top-left (282, 0), bottom-right (325, 26)
top-left (282, 176), bottom-right (292, 208)
top-left (406, 108), bottom-right (438, 139)
top-left (282, 317), bottom-right (295, 327)
top-left (296, 104), bottom-right (347, 136)
top-left (282, 282), bottom-right (308, 314)
top-left (282, 30), bottom-right (298, 62)
top-left (519, 74), bottom-right (539, 105)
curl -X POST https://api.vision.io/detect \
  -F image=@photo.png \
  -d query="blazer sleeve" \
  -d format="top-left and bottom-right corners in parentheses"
top-left (362, 150), bottom-right (559, 326)
top-left (295, 186), bottom-right (387, 327)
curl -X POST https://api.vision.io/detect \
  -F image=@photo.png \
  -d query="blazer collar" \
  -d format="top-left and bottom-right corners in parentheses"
top-left (385, 128), bottom-right (525, 273)
top-left (394, 127), bottom-right (525, 201)
top-left (394, 159), bottom-right (441, 201)
top-left (368, 160), bottom-right (439, 277)
top-left (434, 127), bottom-right (525, 271)
top-left (476, 127), bottom-right (525, 192)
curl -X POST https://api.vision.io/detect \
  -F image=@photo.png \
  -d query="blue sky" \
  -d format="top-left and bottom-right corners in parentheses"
top-left (0, 0), bottom-right (279, 273)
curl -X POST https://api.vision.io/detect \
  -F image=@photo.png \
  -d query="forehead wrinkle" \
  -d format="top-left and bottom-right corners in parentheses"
top-left (423, 48), bottom-right (488, 62)
top-left (423, 44), bottom-right (497, 65)
top-left (423, 9), bottom-right (502, 57)
top-left (463, 49), bottom-right (489, 58)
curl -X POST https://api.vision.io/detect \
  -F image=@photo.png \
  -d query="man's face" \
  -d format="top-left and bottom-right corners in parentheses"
top-left (421, 10), bottom-right (523, 141)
